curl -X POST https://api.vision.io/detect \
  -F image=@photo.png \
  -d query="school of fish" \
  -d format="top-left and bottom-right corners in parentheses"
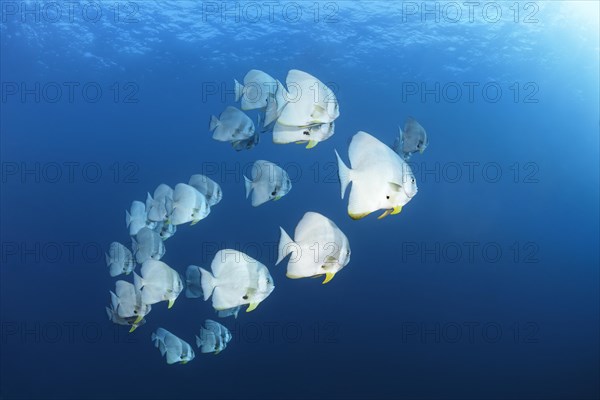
top-left (104, 69), bottom-right (428, 364)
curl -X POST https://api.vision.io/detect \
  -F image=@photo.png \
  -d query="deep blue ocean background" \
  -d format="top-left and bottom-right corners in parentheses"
top-left (1, 1), bottom-right (599, 399)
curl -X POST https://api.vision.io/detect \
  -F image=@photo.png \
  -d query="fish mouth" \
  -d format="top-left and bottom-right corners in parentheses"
top-left (403, 186), bottom-right (418, 199)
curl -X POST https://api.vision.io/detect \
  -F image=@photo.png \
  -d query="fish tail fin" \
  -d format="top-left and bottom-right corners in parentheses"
top-left (209, 115), bottom-right (220, 132)
top-left (276, 227), bottom-right (296, 265)
top-left (131, 237), bottom-right (138, 254)
top-left (105, 307), bottom-right (112, 320)
top-left (234, 79), bottom-right (244, 102)
top-left (164, 197), bottom-right (174, 217)
top-left (145, 192), bottom-right (153, 209)
top-left (109, 263), bottom-right (121, 278)
top-left (199, 268), bottom-right (216, 301)
top-left (335, 149), bottom-right (352, 199)
top-left (195, 335), bottom-right (202, 348)
top-left (264, 94), bottom-right (278, 126)
top-left (105, 252), bottom-right (111, 267)
top-left (151, 332), bottom-right (157, 342)
top-left (391, 126), bottom-right (403, 155)
top-left (243, 175), bottom-right (253, 199)
top-left (185, 265), bottom-right (203, 299)
top-left (133, 271), bottom-right (144, 292)
top-left (125, 210), bottom-right (131, 227)
top-left (110, 291), bottom-right (119, 310)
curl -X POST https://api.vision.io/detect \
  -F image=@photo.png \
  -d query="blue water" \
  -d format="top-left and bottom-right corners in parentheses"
top-left (1, 1), bottom-right (599, 399)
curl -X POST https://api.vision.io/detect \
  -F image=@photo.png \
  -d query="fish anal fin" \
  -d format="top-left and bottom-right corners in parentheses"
top-left (349, 211), bottom-right (370, 220)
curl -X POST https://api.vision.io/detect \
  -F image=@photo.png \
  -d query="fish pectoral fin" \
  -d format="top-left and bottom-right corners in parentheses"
top-left (133, 315), bottom-right (144, 324)
top-left (128, 325), bottom-right (138, 333)
top-left (377, 209), bottom-right (393, 219)
top-left (306, 140), bottom-right (318, 149)
top-left (168, 299), bottom-right (175, 309)
top-left (214, 350), bottom-right (221, 355)
top-left (388, 182), bottom-right (403, 192)
top-left (246, 302), bottom-right (259, 312)
top-left (324, 256), bottom-right (338, 265)
top-left (190, 219), bottom-right (199, 226)
top-left (391, 206), bottom-right (402, 215)
top-left (273, 196), bottom-right (282, 201)
top-left (180, 360), bottom-right (188, 364)
top-left (322, 272), bottom-right (335, 284)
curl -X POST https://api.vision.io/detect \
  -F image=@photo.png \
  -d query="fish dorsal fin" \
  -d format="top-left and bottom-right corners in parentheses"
top-left (348, 131), bottom-right (393, 167)
top-left (294, 212), bottom-right (329, 243)
top-left (392, 126), bottom-right (404, 154)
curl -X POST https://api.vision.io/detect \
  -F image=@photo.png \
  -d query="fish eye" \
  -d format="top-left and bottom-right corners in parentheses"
top-left (411, 178), bottom-right (415, 184)
top-left (242, 295), bottom-right (248, 300)
top-left (271, 191), bottom-right (276, 196)
top-left (386, 195), bottom-right (390, 199)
